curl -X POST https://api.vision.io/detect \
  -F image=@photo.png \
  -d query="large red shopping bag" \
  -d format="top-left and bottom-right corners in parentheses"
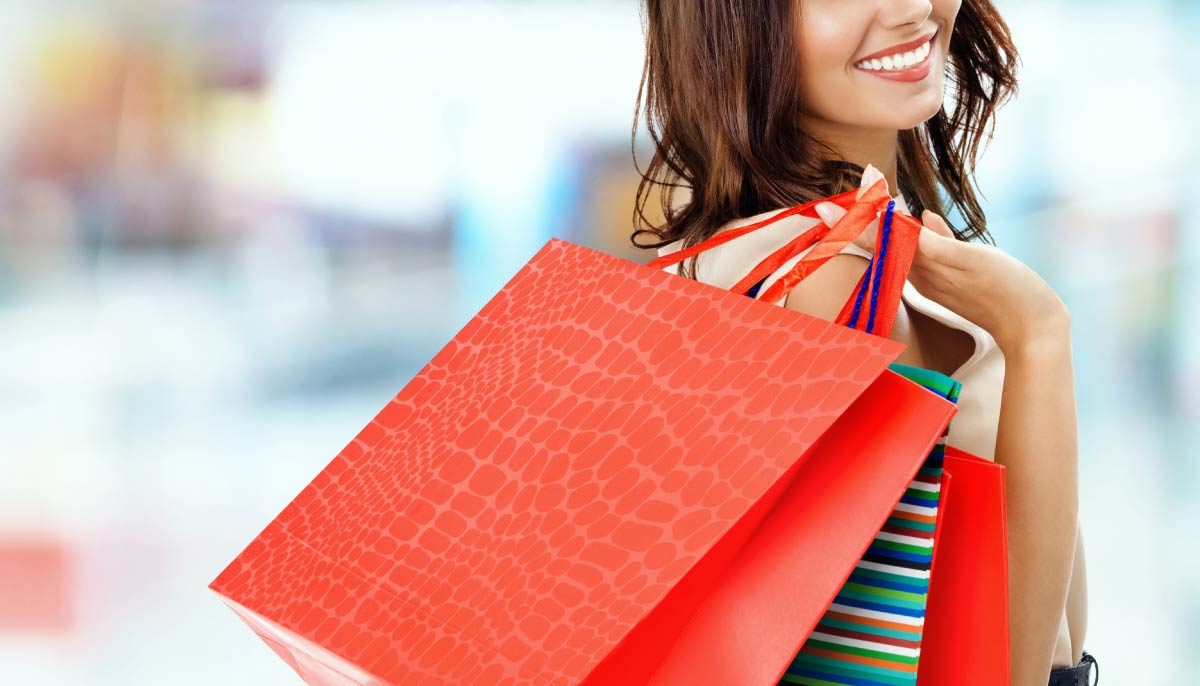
top-left (918, 445), bottom-right (1010, 685)
top-left (210, 184), bottom-right (958, 685)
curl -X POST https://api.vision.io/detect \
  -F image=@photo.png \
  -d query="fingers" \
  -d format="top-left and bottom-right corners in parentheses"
top-left (815, 201), bottom-right (846, 228)
top-left (822, 190), bottom-right (954, 261)
top-left (857, 164), bottom-right (888, 200)
top-left (817, 200), bottom-right (876, 251)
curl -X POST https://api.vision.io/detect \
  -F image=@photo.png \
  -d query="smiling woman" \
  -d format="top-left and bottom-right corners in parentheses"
top-left (632, 1), bottom-right (1096, 685)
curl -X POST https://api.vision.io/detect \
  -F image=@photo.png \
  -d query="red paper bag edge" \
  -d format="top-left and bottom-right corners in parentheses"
top-left (643, 369), bottom-right (959, 686)
top-left (919, 446), bottom-right (1010, 685)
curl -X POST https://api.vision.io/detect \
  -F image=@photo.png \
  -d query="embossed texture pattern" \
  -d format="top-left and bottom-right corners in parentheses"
top-left (210, 238), bottom-right (909, 685)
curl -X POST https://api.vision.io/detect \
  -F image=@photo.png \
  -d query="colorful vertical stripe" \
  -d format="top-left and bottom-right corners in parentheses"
top-left (777, 362), bottom-right (962, 686)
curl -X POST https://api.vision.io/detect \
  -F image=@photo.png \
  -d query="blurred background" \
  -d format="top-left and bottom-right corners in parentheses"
top-left (0, 0), bottom-right (1195, 684)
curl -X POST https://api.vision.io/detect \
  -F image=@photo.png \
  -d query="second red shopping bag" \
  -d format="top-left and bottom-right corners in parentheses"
top-left (918, 445), bottom-right (1010, 685)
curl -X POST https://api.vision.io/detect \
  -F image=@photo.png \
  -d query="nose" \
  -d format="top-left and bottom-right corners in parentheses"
top-left (879, 0), bottom-right (933, 30)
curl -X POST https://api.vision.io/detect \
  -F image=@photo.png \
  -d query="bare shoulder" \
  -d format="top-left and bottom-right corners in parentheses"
top-left (782, 253), bottom-right (924, 367)
top-left (781, 253), bottom-right (871, 322)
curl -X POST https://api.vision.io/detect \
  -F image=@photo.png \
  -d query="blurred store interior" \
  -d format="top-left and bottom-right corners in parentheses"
top-left (0, 1), bottom-right (1197, 684)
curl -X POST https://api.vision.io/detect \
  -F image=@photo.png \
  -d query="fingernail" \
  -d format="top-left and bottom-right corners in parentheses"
top-left (815, 201), bottom-right (844, 227)
top-left (859, 164), bottom-right (888, 198)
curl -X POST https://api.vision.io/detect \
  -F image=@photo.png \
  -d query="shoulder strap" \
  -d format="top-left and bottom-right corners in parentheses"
top-left (645, 187), bottom-right (859, 275)
top-left (646, 180), bottom-right (921, 339)
top-left (832, 200), bottom-right (920, 338)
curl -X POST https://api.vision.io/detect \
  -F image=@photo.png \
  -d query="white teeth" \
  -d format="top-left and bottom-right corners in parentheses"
top-left (856, 38), bottom-right (932, 71)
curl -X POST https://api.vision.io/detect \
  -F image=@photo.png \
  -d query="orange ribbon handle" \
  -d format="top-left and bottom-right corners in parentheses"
top-left (648, 179), bottom-right (924, 339)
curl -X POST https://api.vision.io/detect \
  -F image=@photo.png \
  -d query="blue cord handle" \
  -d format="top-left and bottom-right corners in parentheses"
top-left (847, 199), bottom-right (895, 335)
top-left (745, 198), bottom-right (896, 337)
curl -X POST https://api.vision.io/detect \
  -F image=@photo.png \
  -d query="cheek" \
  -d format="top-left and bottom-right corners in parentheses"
top-left (795, 9), bottom-right (863, 89)
top-left (932, 0), bottom-right (963, 31)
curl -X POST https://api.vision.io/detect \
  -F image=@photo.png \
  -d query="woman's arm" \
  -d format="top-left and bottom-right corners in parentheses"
top-left (903, 207), bottom-right (1082, 683)
top-left (1066, 521), bottom-right (1089, 663)
top-left (995, 333), bottom-right (1080, 686)
top-left (793, 189), bottom-right (1085, 680)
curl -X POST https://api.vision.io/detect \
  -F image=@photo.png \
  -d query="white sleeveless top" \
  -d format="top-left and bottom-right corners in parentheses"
top-left (655, 194), bottom-right (1006, 462)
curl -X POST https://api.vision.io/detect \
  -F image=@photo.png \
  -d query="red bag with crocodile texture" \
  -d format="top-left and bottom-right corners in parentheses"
top-left (209, 183), bottom-right (959, 686)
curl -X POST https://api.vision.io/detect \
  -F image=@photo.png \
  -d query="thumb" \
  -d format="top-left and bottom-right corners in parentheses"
top-left (915, 210), bottom-right (969, 268)
top-left (921, 209), bottom-right (954, 238)
top-left (917, 225), bottom-right (947, 260)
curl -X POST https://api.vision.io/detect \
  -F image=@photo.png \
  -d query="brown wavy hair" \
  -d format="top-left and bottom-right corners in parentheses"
top-left (630, 0), bottom-right (1020, 279)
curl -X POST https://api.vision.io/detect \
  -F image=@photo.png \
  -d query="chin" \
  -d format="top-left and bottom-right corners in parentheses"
top-left (880, 91), bottom-right (946, 130)
top-left (899, 105), bottom-right (944, 129)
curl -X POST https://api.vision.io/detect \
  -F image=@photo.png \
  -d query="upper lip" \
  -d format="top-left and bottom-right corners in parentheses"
top-left (856, 29), bottom-right (937, 63)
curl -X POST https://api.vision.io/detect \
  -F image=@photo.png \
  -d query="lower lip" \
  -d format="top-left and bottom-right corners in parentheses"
top-left (855, 39), bottom-right (936, 83)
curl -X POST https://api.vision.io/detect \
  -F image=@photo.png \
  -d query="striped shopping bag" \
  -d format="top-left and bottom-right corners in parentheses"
top-left (776, 362), bottom-right (958, 686)
top-left (733, 192), bottom-right (954, 685)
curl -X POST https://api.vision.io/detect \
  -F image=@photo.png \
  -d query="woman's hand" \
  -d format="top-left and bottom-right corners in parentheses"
top-left (911, 209), bottom-right (1082, 684)
top-left (814, 165), bottom-right (1069, 353)
top-left (910, 210), bottom-right (1070, 353)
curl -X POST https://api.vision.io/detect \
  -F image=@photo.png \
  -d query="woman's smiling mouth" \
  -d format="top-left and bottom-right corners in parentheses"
top-left (853, 30), bottom-right (937, 82)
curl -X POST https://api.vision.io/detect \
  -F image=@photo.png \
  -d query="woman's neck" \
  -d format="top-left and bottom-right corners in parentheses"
top-left (803, 116), bottom-right (901, 193)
